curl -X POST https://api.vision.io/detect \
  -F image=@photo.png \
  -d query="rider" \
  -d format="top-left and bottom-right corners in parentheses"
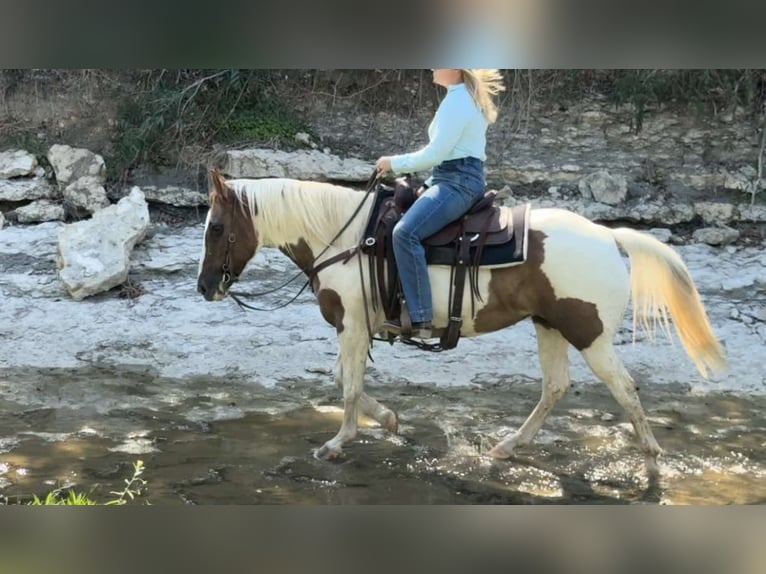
top-left (375, 69), bottom-right (505, 339)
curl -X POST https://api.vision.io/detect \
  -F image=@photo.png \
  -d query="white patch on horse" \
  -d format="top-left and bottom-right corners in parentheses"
top-left (198, 209), bottom-right (212, 278)
top-left (429, 265), bottom-right (493, 337)
top-left (532, 208), bottom-right (631, 335)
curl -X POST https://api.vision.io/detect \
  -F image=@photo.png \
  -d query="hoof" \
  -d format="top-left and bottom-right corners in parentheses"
top-left (645, 455), bottom-right (661, 484)
top-left (314, 444), bottom-right (343, 461)
top-left (487, 443), bottom-right (513, 460)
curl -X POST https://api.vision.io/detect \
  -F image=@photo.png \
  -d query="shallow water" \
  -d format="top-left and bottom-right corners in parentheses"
top-left (1, 368), bottom-right (764, 505)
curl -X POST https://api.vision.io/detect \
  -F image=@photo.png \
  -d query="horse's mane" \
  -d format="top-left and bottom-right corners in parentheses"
top-left (227, 178), bottom-right (371, 249)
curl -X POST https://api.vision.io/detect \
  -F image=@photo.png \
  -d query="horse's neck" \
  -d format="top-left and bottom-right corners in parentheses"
top-left (258, 184), bottom-right (373, 257)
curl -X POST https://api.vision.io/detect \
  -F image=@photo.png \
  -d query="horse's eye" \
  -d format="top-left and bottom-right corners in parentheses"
top-left (210, 223), bottom-right (224, 235)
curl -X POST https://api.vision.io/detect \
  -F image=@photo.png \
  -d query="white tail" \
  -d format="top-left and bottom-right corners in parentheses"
top-left (611, 227), bottom-right (726, 378)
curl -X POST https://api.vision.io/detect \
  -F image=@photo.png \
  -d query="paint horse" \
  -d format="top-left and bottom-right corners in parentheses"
top-left (197, 169), bottom-right (726, 481)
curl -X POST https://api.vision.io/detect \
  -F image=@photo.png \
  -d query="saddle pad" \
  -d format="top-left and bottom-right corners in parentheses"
top-left (425, 203), bottom-right (531, 268)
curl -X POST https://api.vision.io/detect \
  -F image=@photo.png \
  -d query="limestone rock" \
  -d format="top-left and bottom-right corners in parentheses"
top-left (56, 187), bottom-right (150, 300)
top-left (0, 149), bottom-right (38, 179)
top-left (578, 170), bottom-right (628, 205)
top-left (692, 226), bottom-right (740, 246)
top-left (62, 176), bottom-right (110, 215)
top-left (223, 148), bottom-right (374, 182)
top-left (648, 228), bottom-right (673, 243)
top-left (141, 185), bottom-right (208, 207)
top-left (0, 177), bottom-right (57, 201)
top-left (694, 202), bottom-right (735, 225)
top-left (15, 200), bottom-right (65, 223)
top-left (47, 144), bottom-right (106, 187)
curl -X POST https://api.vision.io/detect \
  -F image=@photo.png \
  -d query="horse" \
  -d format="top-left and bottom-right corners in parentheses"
top-left (196, 168), bottom-right (726, 482)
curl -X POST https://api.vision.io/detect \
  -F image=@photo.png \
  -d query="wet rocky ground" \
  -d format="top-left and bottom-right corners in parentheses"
top-left (1, 214), bottom-right (765, 504)
top-left (1, 368), bottom-right (765, 505)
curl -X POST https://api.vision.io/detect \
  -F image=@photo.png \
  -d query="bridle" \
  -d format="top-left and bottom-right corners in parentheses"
top-left (216, 170), bottom-right (382, 314)
top-left (221, 235), bottom-right (237, 287)
top-left (218, 190), bottom-right (242, 289)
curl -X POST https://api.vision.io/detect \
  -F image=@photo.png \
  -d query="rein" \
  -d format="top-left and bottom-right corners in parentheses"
top-left (225, 170), bottom-right (381, 314)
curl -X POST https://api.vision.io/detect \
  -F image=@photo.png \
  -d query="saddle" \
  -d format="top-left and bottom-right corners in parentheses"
top-left (360, 176), bottom-right (529, 351)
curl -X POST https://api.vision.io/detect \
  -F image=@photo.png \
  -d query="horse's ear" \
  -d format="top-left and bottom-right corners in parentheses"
top-left (209, 168), bottom-right (229, 203)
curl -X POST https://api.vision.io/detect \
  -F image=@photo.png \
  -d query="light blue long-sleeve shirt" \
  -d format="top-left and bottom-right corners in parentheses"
top-left (389, 82), bottom-right (488, 184)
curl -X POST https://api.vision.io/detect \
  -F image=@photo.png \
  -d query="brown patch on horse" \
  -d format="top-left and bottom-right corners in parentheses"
top-left (280, 239), bottom-right (320, 290)
top-left (280, 240), bottom-right (342, 331)
top-left (473, 229), bottom-right (603, 350)
top-left (198, 170), bottom-right (258, 298)
top-left (317, 289), bottom-right (345, 333)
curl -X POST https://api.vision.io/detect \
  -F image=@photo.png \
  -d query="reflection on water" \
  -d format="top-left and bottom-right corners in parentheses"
top-left (1, 369), bottom-right (765, 505)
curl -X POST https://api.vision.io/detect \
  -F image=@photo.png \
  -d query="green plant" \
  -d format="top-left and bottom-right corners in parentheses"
top-left (220, 105), bottom-right (310, 144)
top-left (104, 459), bottom-right (148, 505)
top-left (108, 69), bottom-right (312, 183)
top-left (29, 489), bottom-right (97, 506)
top-left (27, 460), bottom-right (149, 506)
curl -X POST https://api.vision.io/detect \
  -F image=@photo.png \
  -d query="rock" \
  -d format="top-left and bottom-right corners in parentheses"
top-left (0, 149), bottom-right (38, 178)
top-left (692, 226), bottom-right (740, 246)
top-left (738, 204), bottom-right (766, 222)
top-left (0, 177), bottom-right (57, 201)
top-left (755, 307), bottom-right (766, 322)
top-left (581, 110), bottom-right (608, 125)
top-left (627, 181), bottom-right (654, 200)
top-left (499, 162), bottom-right (581, 185)
top-left (294, 132), bottom-right (312, 147)
top-left (47, 144), bottom-right (106, 187)
top-left (721, 277), bottom-right (754, 291)
top-left (141, 185), bottom-right (208, 207)
top-left (14, 200), bottom-right (65, 223)
top-left (222, 148), bottom-right (374, 182)
top-left (581, 200), bottom-right (695, 226)
top-left (648, 228), bottom-right (673, 243)
top-left (0, 210), bottom-right (5, 229)
top-left (63, 176), bottom-right (110, 215)
top-left (578, 170), bottom-right (628, 205)
top-left (723, 166), bottom-right (758, 192)
top-left (56, 187), bottom-right (150, 301)
top-left (694, 202), bottom-right (735, 225)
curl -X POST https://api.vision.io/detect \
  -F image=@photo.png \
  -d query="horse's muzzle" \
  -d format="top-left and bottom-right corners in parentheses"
top-left (197, 277), bottom-right (226, 301)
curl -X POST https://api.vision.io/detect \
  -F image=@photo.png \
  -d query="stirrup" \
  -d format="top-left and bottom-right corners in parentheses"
top-left (382, 319), bottom-right (433, 339)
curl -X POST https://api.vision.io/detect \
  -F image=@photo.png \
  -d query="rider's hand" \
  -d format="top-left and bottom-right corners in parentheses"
top-left (416, 186), bottom-right (426, 197)
top-left (375, 156), bottom-right (392, 176)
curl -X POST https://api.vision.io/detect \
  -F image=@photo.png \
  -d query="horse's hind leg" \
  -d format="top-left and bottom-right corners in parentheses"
top-left (488, 321), bottom-right (570, 458)
top-left (581, 336), bottom-right (662, 482)
top-left (333, 354), bottom-right (398, 433)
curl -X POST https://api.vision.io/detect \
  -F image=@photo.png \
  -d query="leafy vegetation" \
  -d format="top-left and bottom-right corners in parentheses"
top-left (26, 460), bottom-right (149, 506)
top-left (108, 69), bottom-right (313, 182)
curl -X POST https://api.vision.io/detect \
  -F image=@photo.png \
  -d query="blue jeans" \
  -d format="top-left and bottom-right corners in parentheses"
top-left (392, 157), bottom-right (486, 323)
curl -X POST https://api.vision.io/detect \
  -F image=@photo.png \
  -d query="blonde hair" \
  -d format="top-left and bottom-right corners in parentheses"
top-left (460, 69), bottom-right (505, 124)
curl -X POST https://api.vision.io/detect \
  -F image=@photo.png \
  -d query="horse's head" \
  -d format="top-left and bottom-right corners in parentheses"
top-left (197, 169), bottom-right (258, 301)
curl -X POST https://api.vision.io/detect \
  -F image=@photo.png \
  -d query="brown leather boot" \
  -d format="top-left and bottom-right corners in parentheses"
top-left (382, 318), bottom-right (433, 339)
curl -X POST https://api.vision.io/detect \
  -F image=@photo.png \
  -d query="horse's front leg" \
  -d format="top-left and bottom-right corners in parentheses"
top-left (332, 353), bottom-right (398, 434)
top-left (314, 324), bottom-right (371, 460)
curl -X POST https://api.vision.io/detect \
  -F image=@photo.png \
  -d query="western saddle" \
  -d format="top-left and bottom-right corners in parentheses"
top-left (359, 176), bottom-right (525, 351)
